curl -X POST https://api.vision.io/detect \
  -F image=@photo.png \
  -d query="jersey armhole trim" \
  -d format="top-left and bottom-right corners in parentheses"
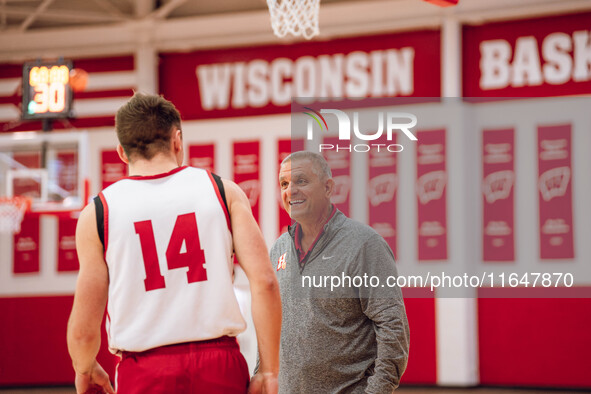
top-left (97, 192), bottom-right (109, 258)
top-left (94, 195), bottom-right (105, 249)
top-left (207, 170), bottom-right (232, 234)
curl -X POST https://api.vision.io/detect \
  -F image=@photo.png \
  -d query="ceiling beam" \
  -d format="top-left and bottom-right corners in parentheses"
top-left (134, 0), bottom-right (153, 18)
top-left (1, 0), bottom-right (7, 29)
top-left (5, 5), bottom-right (129, 23)
top-left (1, 0), bottom-right (590, 61)
top-left (149, 0), bottom-right (187, 19)
top-left (19, 0), bottom-right (54, 31)
top-left (90, 0), bottom-right (128, 20)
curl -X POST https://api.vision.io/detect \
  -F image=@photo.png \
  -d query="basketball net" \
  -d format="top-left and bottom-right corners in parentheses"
top-left (0, 197), bottom-right (31, 234)
top-left (267, 0), bottom-right (320, 40)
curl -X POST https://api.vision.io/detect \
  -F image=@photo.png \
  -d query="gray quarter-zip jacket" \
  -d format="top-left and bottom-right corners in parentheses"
top-left (269, 209), bottom-right (409, 394)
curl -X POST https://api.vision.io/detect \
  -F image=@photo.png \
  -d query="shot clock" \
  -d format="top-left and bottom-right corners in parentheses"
top-left (22, 60), bottom-right (73, 120)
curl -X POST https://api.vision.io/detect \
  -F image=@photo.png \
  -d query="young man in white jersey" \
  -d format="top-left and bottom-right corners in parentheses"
top-left (67, 93), bottom-right (281, 394)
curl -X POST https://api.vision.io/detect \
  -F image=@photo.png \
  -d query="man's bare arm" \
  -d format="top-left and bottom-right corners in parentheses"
top-left (223, 179), bottom-right (281, 388)
top-left (67, 202), bottom-right (113, 393)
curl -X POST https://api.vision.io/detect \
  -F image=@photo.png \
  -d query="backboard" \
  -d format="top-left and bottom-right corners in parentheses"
top-left (0, 130), bottom-right (89, 216)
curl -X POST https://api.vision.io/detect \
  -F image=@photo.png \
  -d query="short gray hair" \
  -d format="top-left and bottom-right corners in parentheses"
top-left (281, 151), bottom-right (332, 180)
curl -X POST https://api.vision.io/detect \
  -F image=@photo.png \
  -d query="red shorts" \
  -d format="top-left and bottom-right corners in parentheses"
top-left (116, 336), bottom-right (249, 394)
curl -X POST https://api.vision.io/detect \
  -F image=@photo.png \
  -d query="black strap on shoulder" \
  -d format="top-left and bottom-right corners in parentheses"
top-left (93, 195), bottom-right (105, 250)
top-left (92, 173), bottom-right (227, 252)
top-left (211, 172), bottom-right (229, 215)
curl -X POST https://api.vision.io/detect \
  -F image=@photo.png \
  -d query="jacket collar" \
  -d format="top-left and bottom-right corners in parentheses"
top-left (287, 205), bottom-right (342, 237)
top-left (288, 206), bottom-right (345, 269)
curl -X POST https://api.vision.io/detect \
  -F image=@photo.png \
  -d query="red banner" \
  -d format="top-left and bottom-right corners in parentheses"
top-left (368, 136), bottom-right (398, 255)
top-left (57, 217), bottom-right (79, 272)
top-left (538, 124), bottom-right (574, 259)
top-left (233, 141), bottom-right (260, 223)
top-left (416, 129), bottom-right (447, 261)
top-left (13, 216), bottom-right (40, 274)
top-left (160, 30), bottom-right (441, 120)
top-left (463, 12), bottom-right (591, 97)
top-left (322, 137), bottom-right (351, 217)
top-left (101, 150), bottom-right (126, 190)
top-left (188, 144), bottom-right (215, 172)
top-left (277, 139), bottom-right (304, 235)
top-left (482, 129), bottom-right (515, 262)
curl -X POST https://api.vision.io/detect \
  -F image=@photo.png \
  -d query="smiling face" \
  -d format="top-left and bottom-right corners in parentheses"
top-left (279, 158), bottom-right (333, 224)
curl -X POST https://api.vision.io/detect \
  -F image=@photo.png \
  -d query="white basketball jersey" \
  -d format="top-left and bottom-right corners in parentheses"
top-left (99, 166), bottom-right (246, 353)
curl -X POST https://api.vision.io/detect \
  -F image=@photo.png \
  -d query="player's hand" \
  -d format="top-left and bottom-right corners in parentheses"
top-left (75, 361), bottom-right (114, 394)
top-left (248, 372), bottom-right (278, 394)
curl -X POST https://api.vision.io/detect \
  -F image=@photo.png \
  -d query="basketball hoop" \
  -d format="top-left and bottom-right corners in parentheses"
top-left (267, 0), bottom-right (320, 40)
top-left (0, 196), bottom-right (31, 234)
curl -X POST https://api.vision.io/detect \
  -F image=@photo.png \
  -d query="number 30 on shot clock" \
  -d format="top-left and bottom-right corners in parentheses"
top-left (22, 60), bottom-right (73, 119)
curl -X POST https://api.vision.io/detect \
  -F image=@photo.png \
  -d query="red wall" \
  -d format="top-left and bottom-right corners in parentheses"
top-left (478, 297), bottom-right (591, 388)
top-left (401, 298), bottom-right (437, 385)
top-left (0, 296), bottom-right (437, 387)
top-left (0, 296), bottom-right (117, 386)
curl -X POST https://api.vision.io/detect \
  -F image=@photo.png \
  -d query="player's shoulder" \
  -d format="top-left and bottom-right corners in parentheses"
top-left (75, 200), bottom-right (99, 241)
top-left (219, 176), bottom-right (239, 190)
top-left (78, 199), bottom-right (96, 221)
top-left (100, 177), bottom-right (128, 194)
top-left (178, 165), bottom-right (209, 179)
top-left (220, 178), bottom-right (249, 208)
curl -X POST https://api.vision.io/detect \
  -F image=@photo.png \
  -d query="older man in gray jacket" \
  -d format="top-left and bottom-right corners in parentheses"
top-left (269, 151), bottom-right (409, 394)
